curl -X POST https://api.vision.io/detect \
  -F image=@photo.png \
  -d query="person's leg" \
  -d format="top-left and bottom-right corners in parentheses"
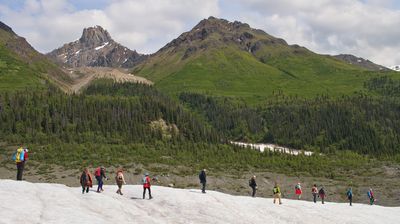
top-left (17, 162), bottom-right (24, 180)
top-left (16, 163), bottom-right (21, 180)
top-left (202, 183), bottom-right (206, 193)
top-left (99, 178), bottom-right (103, 192)
top-left (279, 194), bottom-right (282, 204)
top-left (322, 196), bottom-right (324, 204)
top-left (96, 177), bottom-right (101, 192)
top-left (273, 195), bottom-right (276, 204)
top-left (350, 197), bottom-right (352, 206)
top-left (82, 186), bottom-right (85, 194)
top-left (143, 187), bottom-right (146, 199)
top-left (252, 187), bottom-right (256, 197)
top-left (86, 186), bottom-right (89, 193)
top-left (149, 187), bottom-right (152, 199)
top-left (313, 194), bottom-right (317, 203)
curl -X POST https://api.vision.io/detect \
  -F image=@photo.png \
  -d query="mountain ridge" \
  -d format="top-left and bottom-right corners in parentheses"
top-left (333, 54), bottom-right (389, 71)
top-left (133, 16), bottom-right (396, 102)
top-left (0, 20), bottom-right (72, 91)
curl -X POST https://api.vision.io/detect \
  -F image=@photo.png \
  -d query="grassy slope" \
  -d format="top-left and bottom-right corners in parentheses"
top-left (0, 28), bottom-right (44, 91)
top-left (0, 28), bottom-right (72, 92)
top-left (138, 45), bottom-right (398, 104)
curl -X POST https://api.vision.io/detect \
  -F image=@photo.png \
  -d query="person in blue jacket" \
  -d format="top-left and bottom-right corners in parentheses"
top-left (346, 187), bottom-right (353, 206)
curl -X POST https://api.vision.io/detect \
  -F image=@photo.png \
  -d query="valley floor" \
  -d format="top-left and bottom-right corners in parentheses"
top-left (0, 180), bottom-right (399, 224)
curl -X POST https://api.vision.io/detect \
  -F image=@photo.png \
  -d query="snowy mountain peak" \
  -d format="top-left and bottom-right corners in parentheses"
top-left (390, 65), bottom-right (400, 72)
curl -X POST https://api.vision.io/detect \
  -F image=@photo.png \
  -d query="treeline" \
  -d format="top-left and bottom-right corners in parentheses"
top-left (180, 92), bottom-right (400, 155)
top-left (0, 81), bottom-right (220, 145)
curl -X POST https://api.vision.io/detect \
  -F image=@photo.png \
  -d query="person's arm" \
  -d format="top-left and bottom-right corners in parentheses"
top-left (122, 175), bottom-right (126, 184)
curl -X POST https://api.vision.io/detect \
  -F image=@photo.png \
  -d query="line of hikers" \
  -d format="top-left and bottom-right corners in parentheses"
top-left (12, 146), bottom-right (376, 205)
top-left (248, 176), bottom-right (376, 206)
top-left (79, 167), bottom-right (153, 199)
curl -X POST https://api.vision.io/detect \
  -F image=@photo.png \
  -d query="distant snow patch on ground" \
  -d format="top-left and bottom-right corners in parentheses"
top-left (231, 141), bottom-right (314, 156)
top-left (0, 180), bottom-right (399, 224)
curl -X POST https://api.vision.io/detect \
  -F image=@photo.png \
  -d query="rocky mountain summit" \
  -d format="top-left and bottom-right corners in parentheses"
top-left (47, 26), bottom-right (145, 68)
top-left (158, 16), bottom-right (291, 59)
top-left (333, 54), bottom-right (389, 71)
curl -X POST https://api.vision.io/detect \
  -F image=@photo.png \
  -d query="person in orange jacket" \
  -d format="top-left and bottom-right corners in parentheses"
top-left (80, 168), bottom-right (93, 194)
top-left (143, 172), bottom-right (153, 199)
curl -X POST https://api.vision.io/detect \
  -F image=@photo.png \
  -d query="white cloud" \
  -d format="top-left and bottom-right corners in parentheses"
top-left (0, 0), bottom-right (219, 53)
top-left (221, 0), bottom-right (400, 66)
top-left (0, 0), bottom-right (399, 66)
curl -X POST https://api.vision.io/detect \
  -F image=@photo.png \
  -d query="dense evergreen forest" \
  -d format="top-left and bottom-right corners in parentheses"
top-left (180, 89), bottom-right (400, 156)
top-left (0, 81), bottom-right (219, 145)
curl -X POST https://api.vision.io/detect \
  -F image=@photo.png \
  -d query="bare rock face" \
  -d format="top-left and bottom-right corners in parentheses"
top-left (47, 26), bottom-right (145, 68)
top-left (333, 54), bottom-right (389, 71)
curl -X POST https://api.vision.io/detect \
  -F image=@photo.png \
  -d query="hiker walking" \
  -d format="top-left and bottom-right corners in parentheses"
top-left (367, 188), bottom-right (375, 205)
top-left (142, 173), bottom-right (153, 199)
top-left (249, 176), bottom-right (257, 197)
top-left (199, 169), bottom-right (207, 193)
top-left (80, 168), bottom-right (93, 194)
top-left (94, 166), bottom-right (107, 193)
top-left (295, 183), bottom-right (302, 200)
top-left (311, 184), bottom-right (318, 203)
top-left (115, 168), bottom-right (126, 195)
top-left (319, 186), bottom-right (326, 204)
top-left (347, 187), bottom-right (353, 206)
top-left (273, 183), bottom-right (282, 204)
top-left (13, 146), bottom-right (28, 181)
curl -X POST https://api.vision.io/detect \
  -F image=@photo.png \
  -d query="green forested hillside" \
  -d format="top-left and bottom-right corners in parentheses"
top-left (0, 80), bottom-right (382, 177)
top-left (180, 90), bottom-right (400, 156)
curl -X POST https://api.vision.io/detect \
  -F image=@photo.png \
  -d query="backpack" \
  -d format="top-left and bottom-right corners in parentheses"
top-left (117, 172), bottom-right (123, 181)
top-left (142, 176), bottom-right (148, 184)
top-left (347, 190), bottom-right (352, 197)
top-left (13, 148), bottom-right (25, 163)
top-left (94, 168), bottom-right (101, 177)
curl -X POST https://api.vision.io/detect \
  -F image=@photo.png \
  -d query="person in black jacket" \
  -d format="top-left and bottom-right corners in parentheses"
top-left (249, 175), bottom-right (257, 197)
top-left (199, 169), bottom-right (207, 193)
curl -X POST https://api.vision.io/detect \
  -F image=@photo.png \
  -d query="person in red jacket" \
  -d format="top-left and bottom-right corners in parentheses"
top-left (80, 168), bottom-right (93, 194)
top-left (143, 173), bottom-right (153, 199)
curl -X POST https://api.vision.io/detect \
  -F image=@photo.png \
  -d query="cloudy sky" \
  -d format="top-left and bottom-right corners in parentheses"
top-left (0, 0), bottom-right (399, 66)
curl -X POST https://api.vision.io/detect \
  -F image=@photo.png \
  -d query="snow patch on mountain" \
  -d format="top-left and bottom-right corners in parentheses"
top-left (390, 65), bottom-right (400, 71)
top-left (95, 42), bottom-right (109, 50)
top-left (0, 180), bottom-right (399, 224)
